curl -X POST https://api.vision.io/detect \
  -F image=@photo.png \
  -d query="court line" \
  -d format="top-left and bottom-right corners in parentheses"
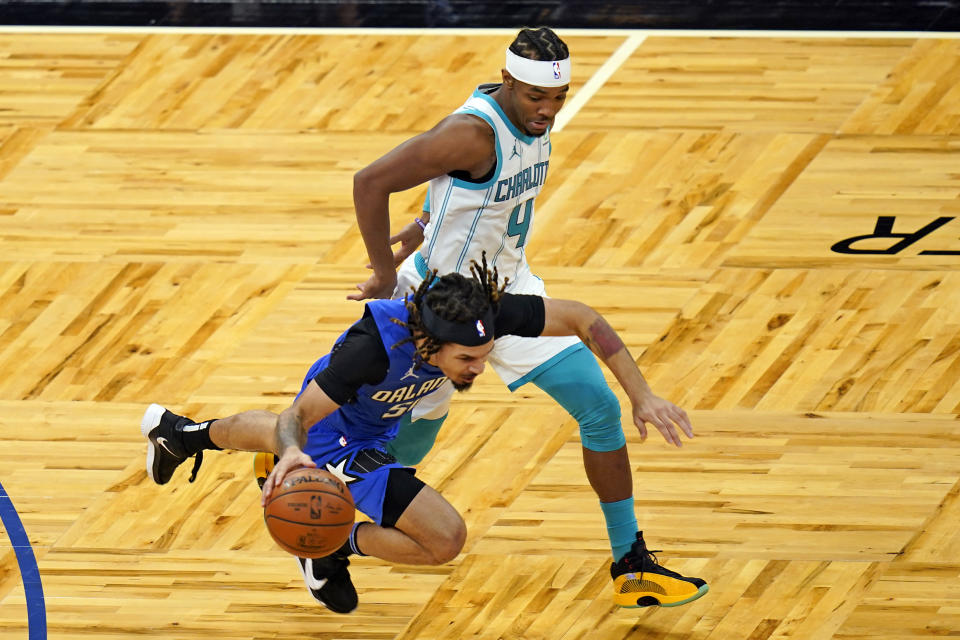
top-left (0, 26), bottom-right (957, 38)
top-left (0, 481), bottom-right (46, 640)
top-left (553, 33), bottom-right (645, 133)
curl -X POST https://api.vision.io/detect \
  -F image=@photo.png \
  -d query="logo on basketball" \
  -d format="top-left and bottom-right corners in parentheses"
top-left (264, 468), bottom-right (356, 559)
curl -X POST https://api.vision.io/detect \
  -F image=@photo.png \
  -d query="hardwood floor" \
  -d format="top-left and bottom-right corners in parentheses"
top-left (0, 31), bottom-right (958, 639)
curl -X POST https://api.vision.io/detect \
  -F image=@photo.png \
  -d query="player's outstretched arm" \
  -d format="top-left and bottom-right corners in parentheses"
top-left (349, 115), bottom-right (495, 301)
top-left (540, 298), bottom-right (694, 447)
top-left (260, 381), bottom-right (340, 504)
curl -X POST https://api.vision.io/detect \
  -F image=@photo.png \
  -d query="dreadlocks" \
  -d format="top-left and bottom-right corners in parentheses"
top-left (509, 27), bottom-right (569, 62)
top-left (391, 253), bottom-right (509, 366)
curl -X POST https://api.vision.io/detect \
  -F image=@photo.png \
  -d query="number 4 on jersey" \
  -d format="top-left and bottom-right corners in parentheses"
top-left (507, 200), bottom-right (534, 248)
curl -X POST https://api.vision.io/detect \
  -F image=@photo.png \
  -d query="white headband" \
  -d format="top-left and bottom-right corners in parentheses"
top-left (505, 49), bottom-right (571, 88)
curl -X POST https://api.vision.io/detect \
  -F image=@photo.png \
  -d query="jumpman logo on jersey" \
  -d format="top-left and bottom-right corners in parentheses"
top-left (510, 140), bottom-right (521, 160)
top-left (400, 364), bottom-right (419, 381)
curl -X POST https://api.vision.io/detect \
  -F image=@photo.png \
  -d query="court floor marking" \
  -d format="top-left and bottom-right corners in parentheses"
top-left (0, 481), bottom-right (46, 640)
top-left (0, 26), bottom-right (957, 38)
top-left (552, 33), bottom-right (645, 133)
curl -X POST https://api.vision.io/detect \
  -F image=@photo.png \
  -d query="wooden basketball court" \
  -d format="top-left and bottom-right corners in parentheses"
top-left (0, 28), bottom-right (958, 639)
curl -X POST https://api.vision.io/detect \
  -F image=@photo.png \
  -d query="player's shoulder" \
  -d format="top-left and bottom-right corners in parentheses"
top-left (433, 112), bottom-right (495, 139)
top-left (419, 113), bottom-right (495, 163)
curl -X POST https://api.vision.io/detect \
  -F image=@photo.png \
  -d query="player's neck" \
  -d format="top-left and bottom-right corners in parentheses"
top-left (490, 85), bottom-right (525, 134)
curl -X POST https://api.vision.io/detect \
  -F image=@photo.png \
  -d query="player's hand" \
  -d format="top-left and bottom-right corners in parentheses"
top-left (631, 393), bottom-right (694, 448)
top-left (348, 271), bottom-right (397, 301)
top-left (261, 448), bottom-right (317, 506)
top-left (387, 222), bottom-right (425, 266)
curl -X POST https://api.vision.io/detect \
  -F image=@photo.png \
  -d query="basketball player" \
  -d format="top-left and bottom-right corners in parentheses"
top-left (142, 260), bottom-right (707, 613)
top-left (347, 27), bottom-right (699, 607)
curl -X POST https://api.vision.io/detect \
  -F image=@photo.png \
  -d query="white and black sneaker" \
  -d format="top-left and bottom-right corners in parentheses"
top-left (141, 403), bottom-right (205, 484)
top-left (296, 552), bottom-right (358, 614)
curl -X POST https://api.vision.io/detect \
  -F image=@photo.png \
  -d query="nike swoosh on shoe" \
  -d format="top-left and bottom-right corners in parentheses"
top-left (300, 559), bottom-right (329, 591)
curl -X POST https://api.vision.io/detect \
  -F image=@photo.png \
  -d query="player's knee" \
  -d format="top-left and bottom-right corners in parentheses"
top-left (427, 514), bottom-right (466, 564)
top-left (578, 385), bottom-right (626, 452)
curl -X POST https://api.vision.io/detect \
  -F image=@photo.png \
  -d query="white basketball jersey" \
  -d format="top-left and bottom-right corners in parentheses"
top-left (419, 84), bottom-right (552, 289)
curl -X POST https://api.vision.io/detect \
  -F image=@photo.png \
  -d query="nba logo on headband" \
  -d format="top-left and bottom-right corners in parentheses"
top-left (505, 49), bottom-right (571, 88)
top-left (476, 320), bottom-right (486, 337)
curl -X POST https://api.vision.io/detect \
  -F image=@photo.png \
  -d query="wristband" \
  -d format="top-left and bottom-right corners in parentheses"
top-left (414, 217), bottom-right (427, 231)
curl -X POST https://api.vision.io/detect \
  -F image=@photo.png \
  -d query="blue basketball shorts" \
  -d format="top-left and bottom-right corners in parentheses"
top-left (302, 424), bottom-right (423, 527)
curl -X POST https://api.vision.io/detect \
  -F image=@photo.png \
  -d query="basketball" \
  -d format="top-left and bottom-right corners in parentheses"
top-left (263, 467), bottom-right (355, 558)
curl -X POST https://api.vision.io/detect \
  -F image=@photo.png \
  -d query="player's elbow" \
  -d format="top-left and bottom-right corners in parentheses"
top-left (353, 166), bottom-right (393, 210)
top-left (543, 298), bottom-right (598, 338)
top-left (353, 167), bottom-right (373, 197)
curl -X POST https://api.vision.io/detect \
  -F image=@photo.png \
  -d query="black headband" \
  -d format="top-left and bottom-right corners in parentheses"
top-left (420, 301), bottom-right (495, 346)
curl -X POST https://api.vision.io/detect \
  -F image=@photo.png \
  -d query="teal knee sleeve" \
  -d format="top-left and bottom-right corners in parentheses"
top-left (385, 413), bottom-right (447, 465)
top-left (531, 345), bottom-right (626, 452)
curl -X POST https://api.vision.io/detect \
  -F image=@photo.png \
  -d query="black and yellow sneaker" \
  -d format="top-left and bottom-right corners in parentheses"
top-left (253, 451), bottom-right (277, 490)
top-left (611, 532), bottom-right (708, 608)
top-left (141, 404), bottom-right (206, 485)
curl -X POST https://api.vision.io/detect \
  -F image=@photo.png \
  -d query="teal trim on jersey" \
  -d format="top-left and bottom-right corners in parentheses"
top-left (455, 186), bottom-right (494, 272)
top-left (506, 342), bottom-right (586, 391)
top-left (451, 107), bottom-right (502, 191)
top-left (424, 180), bottom-right (454, 264)
top-left (491, 227), bottom-right (509, 267)
top-left (472, 88), bottom-right (536, 145)
top-left (422, 187), bottom-right (430, 213)
top-left (414, 252), bottom-right (429, 279)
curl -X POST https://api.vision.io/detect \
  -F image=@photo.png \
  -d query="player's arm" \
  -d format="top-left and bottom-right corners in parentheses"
top-left (261, 316), bottom-right (390, 503)
top-left (260, 382), bottom-right (338, 504)
top-left (350, 115), bottom-right (494, 300)
top-left (540, 298), bottom-right (694, 447)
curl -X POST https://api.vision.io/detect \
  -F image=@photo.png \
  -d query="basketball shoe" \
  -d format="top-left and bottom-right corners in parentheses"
top-left (295, 553), bottom-right (358, 614)
top-left (610, 532), bottom-right (708, 608)
top-left (255, 452), bottom-right (359, 614)
top-left (253, 451), bottom-right (278, 490)
top-left (141, 403), bottom-right (206, 484)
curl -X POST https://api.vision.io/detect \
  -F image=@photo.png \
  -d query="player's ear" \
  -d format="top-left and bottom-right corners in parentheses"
top-left (501, 69), bottom-right (515, 89)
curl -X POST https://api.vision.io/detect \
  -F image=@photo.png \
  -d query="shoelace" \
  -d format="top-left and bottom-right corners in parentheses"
top-left (623, 546), bottom-right (664, 578)
top-left (188, 451), bottom-right (204, 483)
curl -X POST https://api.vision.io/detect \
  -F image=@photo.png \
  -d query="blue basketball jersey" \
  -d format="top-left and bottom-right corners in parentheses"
top-left (301, 298), bottom-right (449, 443)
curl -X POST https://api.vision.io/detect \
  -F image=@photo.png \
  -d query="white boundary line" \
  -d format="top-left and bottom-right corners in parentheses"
top-left (0, 26), bottom-right (957, 38)
top-left (553, 33), bottom-right (645, 133)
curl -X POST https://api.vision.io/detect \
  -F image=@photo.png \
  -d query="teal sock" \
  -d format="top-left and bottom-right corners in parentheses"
top-left (600, 497), bottom-right (638, 561)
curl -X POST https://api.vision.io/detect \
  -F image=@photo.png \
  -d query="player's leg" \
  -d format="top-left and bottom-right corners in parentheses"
top-left (525, 346), bottom-right (708, 607)
top-left (521, 345), bottom-right (635, 551)
top-left (141, 404), bottom-right (277, 484)
top-left (210, 410), bottom-right (277, 450)
top-left (297, 433), bottom-right (464, 613)
top-left (353, 473), bottom-right (465, 565)
top-left (143, 354), bottom-right (331, 484)
top-left (310, 446), bottom-right (464, 567)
